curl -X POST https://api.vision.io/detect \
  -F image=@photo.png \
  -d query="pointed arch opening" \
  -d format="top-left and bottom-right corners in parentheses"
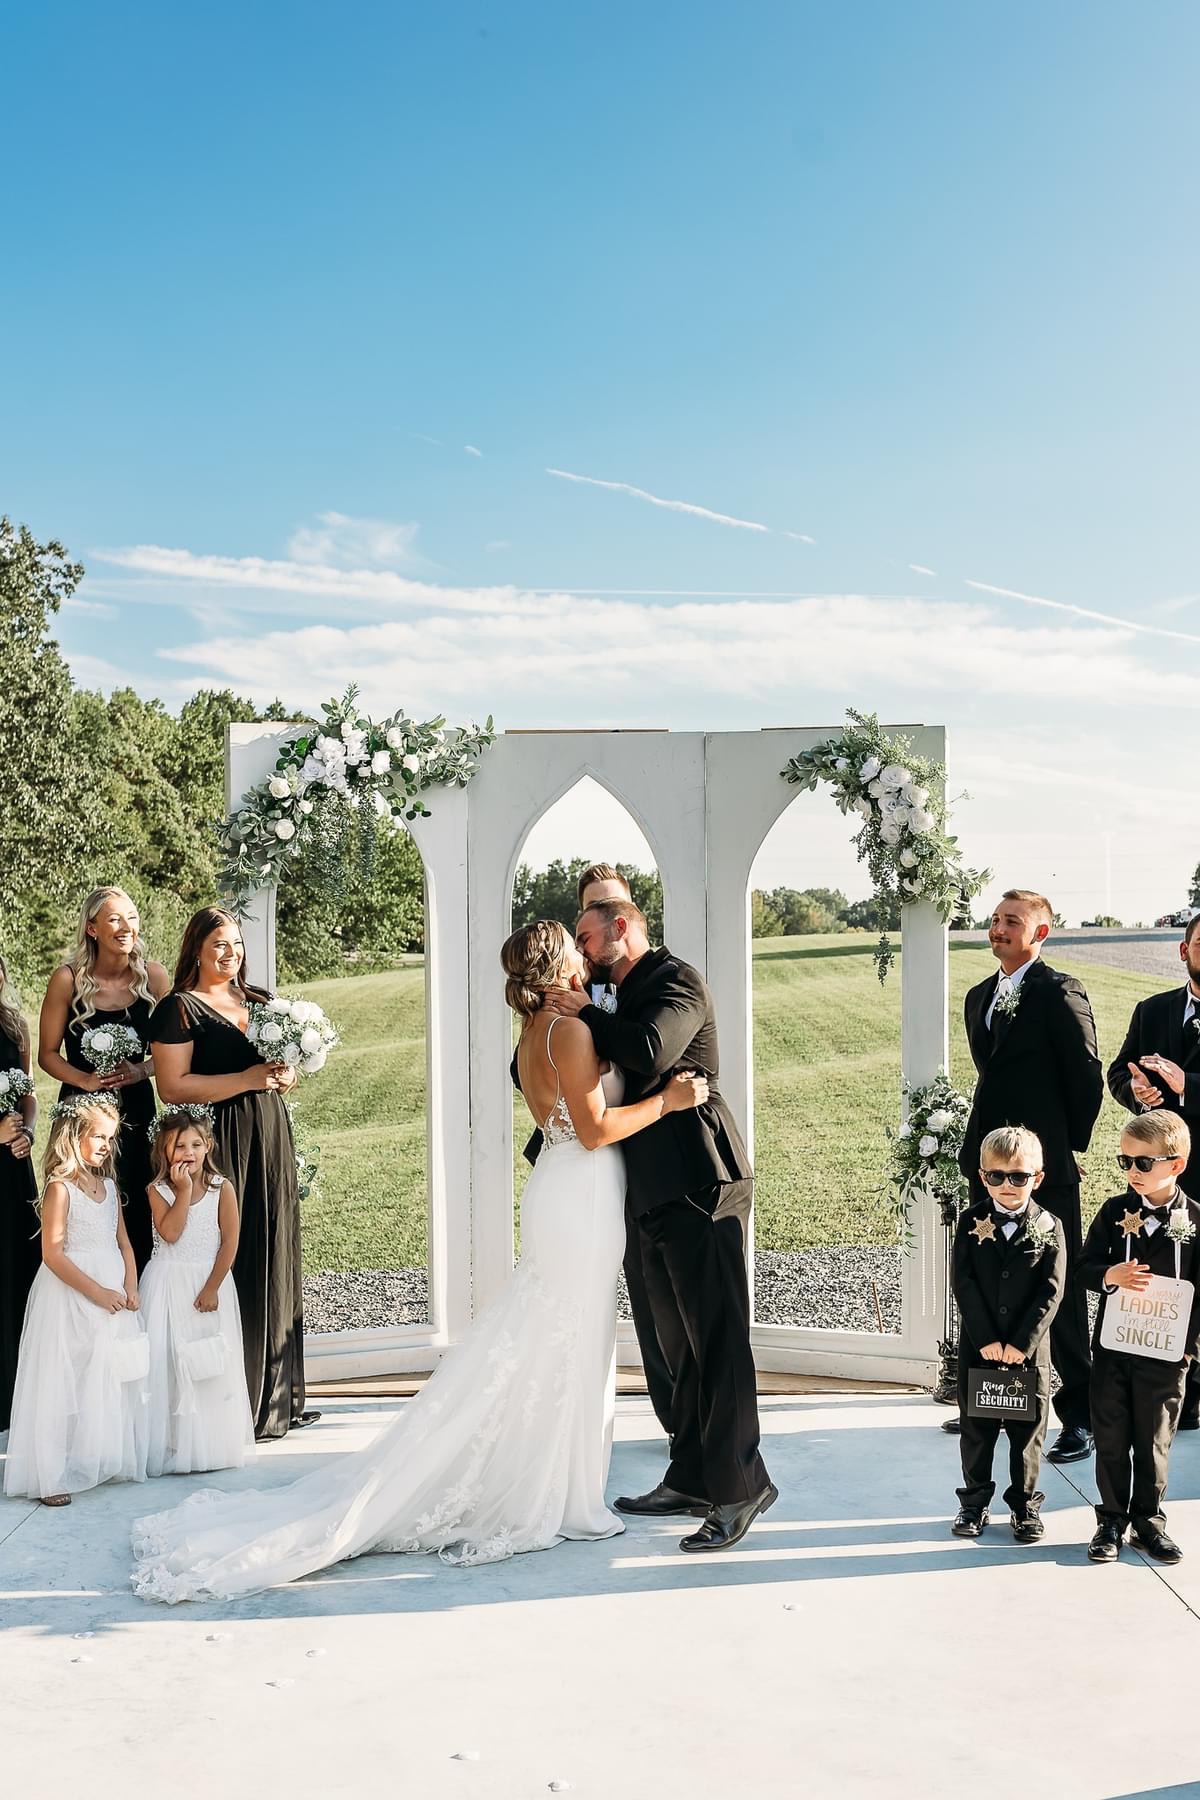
top-left (508, 775), bottom-right (661, 1263)
top-left (747, 789), bottom-right (902, 1335)
top-left (287, 819), bottom-right (432, 1330)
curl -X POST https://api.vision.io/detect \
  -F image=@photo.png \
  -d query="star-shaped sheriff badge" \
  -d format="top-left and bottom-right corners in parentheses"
top-left (1119, 1209), bottom-right (1143, 1238)
top-left (970, 1215), bottom-right (997, 1244)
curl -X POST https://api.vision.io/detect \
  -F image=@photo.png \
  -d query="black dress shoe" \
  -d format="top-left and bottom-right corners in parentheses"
top-left (1131, 1522), bottom-right (1183, 1563)
top-left (679, 1483), bottom-right (778, 1553)
top-left (290, 1410), bottom-right (322, 1430)
top-left (1010, 1511), bottom-right (1045, 1544)
top-left (941, 1416), bottom-right (962, 1436)
top-left (614, 1483), bottom-right (710, 1517)
top-left (950, 1507), bottom-right (988, 1538)
top-left (1177, 1408), bottom-right (1200, 1432)
top-left (1088, 1522), bottom-right (1122, 1562)
top-left (1046, 1425), bottom-right (1093, 1464)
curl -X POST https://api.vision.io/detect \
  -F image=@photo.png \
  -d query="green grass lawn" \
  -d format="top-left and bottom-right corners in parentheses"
top-left (27, 940), bottom-right (1174, 1269)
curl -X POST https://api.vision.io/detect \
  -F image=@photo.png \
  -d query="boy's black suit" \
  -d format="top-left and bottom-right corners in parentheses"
top-left (576, 946), bottom-right (766, 1506)
top-left (960, 958), bottom-right (1103, 1429)
top-left (1107, 985), bottom-right (1200, 1418)
top-left (952, 1197), bottom-right (1066, 1513)
top-left (1078, 1189), bottom-right (1200, 1531)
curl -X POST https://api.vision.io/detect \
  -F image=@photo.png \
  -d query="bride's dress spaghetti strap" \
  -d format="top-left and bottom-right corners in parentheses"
top-left (131, 1034), bottom-right (627, 1602)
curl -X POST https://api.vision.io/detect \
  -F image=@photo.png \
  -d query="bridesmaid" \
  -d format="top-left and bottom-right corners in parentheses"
top-left (149, 907), bottom-right (318, 1441)
top-left (38, 887), bottom-right (170, 1272)
top-left (0, 948), bottom-right (39, 1433)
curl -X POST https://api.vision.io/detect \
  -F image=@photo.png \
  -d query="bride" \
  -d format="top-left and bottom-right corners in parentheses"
top-left (130, 920), bottom-right (707, 1602)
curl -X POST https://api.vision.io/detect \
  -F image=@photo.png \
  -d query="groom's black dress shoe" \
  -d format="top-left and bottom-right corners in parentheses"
top-left (290, 1410), bottom-right (322, 1430)
top-left (614, 1483), bottom-right (710, 1517)
top-left (678, 1483), bottom-right (778, 1553)
top-left (1045, 1425), bottom-right (1093, 1464)
top-left (1131, 1521), bottom-right (1183, 1563)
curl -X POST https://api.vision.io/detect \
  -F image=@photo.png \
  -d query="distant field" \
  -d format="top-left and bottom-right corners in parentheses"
top-left (27, 940), bottom-right (1175, 1268)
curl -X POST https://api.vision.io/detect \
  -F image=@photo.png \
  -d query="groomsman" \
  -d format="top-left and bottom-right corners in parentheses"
top-left (1106, 911), bottom-right (1200, 1428)
top-left (958, 890), bottom-right (1104, 1463)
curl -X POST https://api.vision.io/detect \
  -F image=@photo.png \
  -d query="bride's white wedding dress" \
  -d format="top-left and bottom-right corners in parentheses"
top-left (130, 1060), bottom-right (627, 1603)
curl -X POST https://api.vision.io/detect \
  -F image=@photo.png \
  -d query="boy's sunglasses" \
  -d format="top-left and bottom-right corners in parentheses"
top-left (1116, 1153), bottom-right (1175, 1173)
top-left (981, 1169), bottom-right (1036, 1188)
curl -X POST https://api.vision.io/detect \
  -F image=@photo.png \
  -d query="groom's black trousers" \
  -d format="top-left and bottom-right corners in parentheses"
top-left (622, 1199), bottom-right (676, 1436)
top-left (634, 1184), bottom-right (769, 1505)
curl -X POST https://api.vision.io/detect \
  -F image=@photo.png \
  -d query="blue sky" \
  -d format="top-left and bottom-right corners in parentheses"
top-left (4, 2), bottom-right (1198, 920)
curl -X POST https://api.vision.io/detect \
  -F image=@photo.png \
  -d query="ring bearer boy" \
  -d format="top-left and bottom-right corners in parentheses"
top-left (951, 1126), bottom-right (1066, 1542)
top-left (1079, 1112), bottom-right (1200, 1565)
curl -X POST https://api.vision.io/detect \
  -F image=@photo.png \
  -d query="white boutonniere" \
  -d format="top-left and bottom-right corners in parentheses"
top-left (594, 989), bottom-right (618, 1016)
top-left (1165, 1207), bottom-right (1196, 1245)
top-left (993, 979), bottom-right (1021, 1020)
top-left (1026, 1210), bottom-right (1057, 1248)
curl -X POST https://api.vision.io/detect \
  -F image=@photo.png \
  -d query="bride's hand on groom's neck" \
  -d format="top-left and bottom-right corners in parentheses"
top-left (545, 988), bottom-right (590, 1018)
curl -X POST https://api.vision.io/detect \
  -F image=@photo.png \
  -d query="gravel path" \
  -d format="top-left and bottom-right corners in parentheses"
top-left (305, 1246), bottom-right (903, 1337)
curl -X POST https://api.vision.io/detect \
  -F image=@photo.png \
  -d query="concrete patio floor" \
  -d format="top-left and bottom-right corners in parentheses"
top-left (4, 1391), bottom-right (1200, 1800)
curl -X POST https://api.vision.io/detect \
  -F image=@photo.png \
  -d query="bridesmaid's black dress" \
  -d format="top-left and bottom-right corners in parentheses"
top-left (0, 1024), bottom-right (40, 1433)
top-left (148, 991), bottom-right (306, 1440)
top-left (59, 995), bottom-right (156, 1272)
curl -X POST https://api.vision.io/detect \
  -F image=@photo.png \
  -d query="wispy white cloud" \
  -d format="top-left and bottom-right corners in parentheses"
top-left (286, 511), bottom-right (422, 569)
top-left (484, 540), bottom-right (510, 552)
top-left (407, 431), bottom-right (444, 447)
top-left (546, 467), bottom-right (816, 543)
top-left (908, 564), bottom-right (937, 577)
top-left (464, 445), bottom-right (483, 458)
top-left (61, 596), bottom-right (116, 617)
top-left (964, 579), bottom-right (1200, 647)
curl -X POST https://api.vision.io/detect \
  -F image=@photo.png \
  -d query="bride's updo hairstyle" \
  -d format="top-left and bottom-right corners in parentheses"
top-left (501, 920), bottom-right (574, 1018)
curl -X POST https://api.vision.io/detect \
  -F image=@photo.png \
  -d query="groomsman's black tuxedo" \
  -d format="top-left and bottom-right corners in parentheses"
top-left (960, 958), bottom-right (1103, 1429)
top-left (1078, 1189), bottom-right (1200, 1530)
top-left (952, 1196), bottom-right (1066, 1513)
top-left (577, 946), bottom-right (767, 1507)
top-left (1107, 983), bottom-right (1200, 1417)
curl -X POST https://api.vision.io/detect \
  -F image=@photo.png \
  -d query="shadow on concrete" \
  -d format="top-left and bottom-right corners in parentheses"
top-left (3, 1389), bottom-right (1182, 1639)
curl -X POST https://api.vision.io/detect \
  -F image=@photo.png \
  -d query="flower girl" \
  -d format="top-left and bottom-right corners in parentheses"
top-left (4, 1095), bottom-right (148, 1506)
top-left (140, 1106), bottom-right (254, 1476)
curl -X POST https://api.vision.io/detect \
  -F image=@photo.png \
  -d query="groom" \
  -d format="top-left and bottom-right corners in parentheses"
top-left (546, 897), bottom-right (776, 1552)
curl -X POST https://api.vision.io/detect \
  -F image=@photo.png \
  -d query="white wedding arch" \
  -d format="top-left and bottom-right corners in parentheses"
top-left (226, 721), bottom-right (951, 1386)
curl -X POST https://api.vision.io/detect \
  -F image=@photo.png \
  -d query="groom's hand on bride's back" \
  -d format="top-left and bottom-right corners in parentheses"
top-left (664, 1071), bottom-right (708, 1113)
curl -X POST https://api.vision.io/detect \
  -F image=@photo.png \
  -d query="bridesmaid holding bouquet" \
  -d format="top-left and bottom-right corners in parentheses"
top-left (39, 887), bottom-right (171, 1272)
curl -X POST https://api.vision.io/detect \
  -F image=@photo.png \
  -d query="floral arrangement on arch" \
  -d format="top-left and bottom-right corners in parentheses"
top-left (780, 710), bottom-right (987, 980)
top-left (217, 687), bottom-right (495, 915)
top-left (887, 1071), bottom-right (972, 1250)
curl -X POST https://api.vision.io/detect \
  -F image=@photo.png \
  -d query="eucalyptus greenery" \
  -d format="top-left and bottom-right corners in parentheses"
top-left (217, 687), bottom-right (494, 914)
top-left (781, 710), bottom-right (987, 980)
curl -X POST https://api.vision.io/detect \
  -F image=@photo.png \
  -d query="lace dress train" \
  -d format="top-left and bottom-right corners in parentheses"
top-left (131, 1070), bottom-right (627, 1602)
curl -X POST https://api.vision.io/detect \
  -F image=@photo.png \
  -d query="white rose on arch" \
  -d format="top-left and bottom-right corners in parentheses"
top-left (854, 797), bottom-right (873, 820)
top-left (867, 779), bottom-right (885, 800)
top-left (402, 753), bottom-right (421, 775)
top-left (274, 819), bottom-right (296, 840)
top-left (370, 749), bottom-right (392, 776)
top-left (385, 726), bottom-right (404, 749)
top-left (926, 1109), bottom-right (952, 1134)
top-left (878, 763), bottom-right (909, 790)
top-left (859, 756), bottom-right (881, 782)
top-left (901, 876), bottom-right (923, 894)
top-left (909, 808), bottom-right (936, 835)
top-left (879, 819), bottom-right (902, 846)
top-left (918, 1133), bottom-right (940, 1158)
top-left (906, 784), bottom-right (930, 808)
top-left (899, 848), bottom-right (918, 869)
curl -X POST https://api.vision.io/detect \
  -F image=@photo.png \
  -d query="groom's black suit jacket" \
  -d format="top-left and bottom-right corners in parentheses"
top-left (575, 946), bottom-right (752, 1216)
top-left (1107, 987), bottom-right (1200, 1169)
top-left (960, 958), bottom-right (1103, 1191)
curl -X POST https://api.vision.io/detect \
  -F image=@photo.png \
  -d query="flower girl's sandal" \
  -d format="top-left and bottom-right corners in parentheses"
top-left (40, 1494), bottom-right (72, 1507)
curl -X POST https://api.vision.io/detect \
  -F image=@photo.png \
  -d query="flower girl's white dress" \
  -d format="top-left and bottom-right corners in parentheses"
top-left (4, 1178), bottom-right (149, 1498)
top-left (131, 1064), bottom-right (628, 1602)
top-left (140, 1177), bottom-right (255, 1477)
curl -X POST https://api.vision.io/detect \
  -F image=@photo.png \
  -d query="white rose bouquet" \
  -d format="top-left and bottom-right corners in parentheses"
top-left (246, 996), bottom-right (340, 1075)
top-left (0, 1068), bottom-right (34, 1113)
top-left (80, 1022), bottom-right (143, 1076)
top-left (887, 1071), bottom-right (972, 1250)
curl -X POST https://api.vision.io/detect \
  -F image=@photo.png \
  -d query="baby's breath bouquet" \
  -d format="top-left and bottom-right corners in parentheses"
top-left (887, 1071), bottom-right (972, 1250)
top-left (247, 996), bottom-right (339, 1075)
top-left (80, 1021), bottom-right (143, 1076)
top-left (0, 1067), bottom-right (34, 1113)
